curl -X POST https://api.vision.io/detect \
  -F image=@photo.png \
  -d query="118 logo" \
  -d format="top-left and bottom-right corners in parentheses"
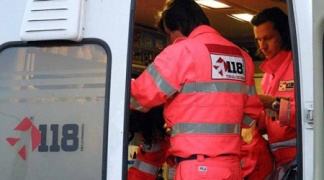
top-left (38, 124), bottom-right (81, 152)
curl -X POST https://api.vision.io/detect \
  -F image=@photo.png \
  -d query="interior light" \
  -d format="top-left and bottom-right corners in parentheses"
top-left (229, 13), bottom-right (254, 22)
top-left (195, 0), bottom-right (230, 9)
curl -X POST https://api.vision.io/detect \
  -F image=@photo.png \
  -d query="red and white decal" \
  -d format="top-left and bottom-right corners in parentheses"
top-left (211, 54), bottom-right (246, 81)
top-left (278, 80), bottom-right (294, 91)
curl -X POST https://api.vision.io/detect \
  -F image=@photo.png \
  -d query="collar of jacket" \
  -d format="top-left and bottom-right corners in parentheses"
top-left (173, 25), bottom-right (221, 44)
top-left (189, 25), bottom-right (220, 39)
top-left (259, 50), bottom-right (292, 74)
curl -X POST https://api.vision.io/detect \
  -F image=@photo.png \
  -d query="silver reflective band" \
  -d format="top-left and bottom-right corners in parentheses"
top-left (130, 95), bottom-right (150, 112)
top-left (132, 159), bottom-right (159, 175)
top-left (243, 115), bottom-right (256, 127)
top-left (142, 143), bottom-right (162, 152)
top-left (147, 64), bottom-right (177, 97)
top-left (270, 138), bottom-right (296, 152)
top-left (180, 82), bottom-right (257, 96)
top-left (171, 123), bottom-right (241, 137)
top-left (248, 85), bottom-right (257, 96)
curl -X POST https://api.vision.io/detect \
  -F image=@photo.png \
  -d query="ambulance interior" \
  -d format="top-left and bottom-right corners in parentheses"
top-left (129, 0), bottom-right (289, 179)
top-left (131, 0), bottom-right (288, 91)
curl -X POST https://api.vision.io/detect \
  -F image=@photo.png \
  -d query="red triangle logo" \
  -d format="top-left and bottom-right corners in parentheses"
top-left (6, 138), bottom-right (20, 146)
top-left (15, 117), bottom-right (33, 131)
top-left (18, 146), bottom-right (27, 160)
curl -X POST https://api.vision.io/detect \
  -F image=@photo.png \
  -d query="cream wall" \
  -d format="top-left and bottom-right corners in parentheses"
top-left (253, 61), bottom-right (264, 94)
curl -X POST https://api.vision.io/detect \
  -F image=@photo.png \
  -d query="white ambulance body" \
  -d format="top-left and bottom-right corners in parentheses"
top-left (0, 0), bottom-right (322, 180)
top-left (0, 0), bottom-right (133, 179)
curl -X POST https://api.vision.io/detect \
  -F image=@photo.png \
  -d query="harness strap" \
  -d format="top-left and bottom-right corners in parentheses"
top-left (270, 138), bottom-right (296, 152)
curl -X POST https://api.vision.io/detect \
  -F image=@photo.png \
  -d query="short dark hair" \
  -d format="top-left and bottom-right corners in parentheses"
top-left (251, 7), bottom-right (291, 51)
top-left (157, 0), bottom-right (210, 36)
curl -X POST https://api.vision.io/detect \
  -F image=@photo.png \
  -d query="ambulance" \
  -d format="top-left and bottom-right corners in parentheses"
top-left (0, 0), bottom-right (322, 179)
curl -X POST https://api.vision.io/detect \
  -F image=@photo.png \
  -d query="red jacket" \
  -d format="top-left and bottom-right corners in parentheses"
top-left (259, 50), bottom-right (296, 166)
top-left (128, 139), bottom-right (170, 180)
top-left (130, 25), bottom-right (263, 158)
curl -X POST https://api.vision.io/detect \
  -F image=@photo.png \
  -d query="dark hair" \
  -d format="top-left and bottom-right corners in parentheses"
top-left (251, 7), bottom-right (291, 51)
top-left (157, 0), bottom-right (210, 36)
top-left (128, 106), bottom-right (167, 145)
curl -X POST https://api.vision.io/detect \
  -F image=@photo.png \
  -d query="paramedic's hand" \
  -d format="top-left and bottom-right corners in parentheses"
top-left (163, 123), bottom-right (172, 136)
top-left (258, 94), bottom-right (276, 109)
top-left (241, 123), bottom-right (256, 144)
top-left (258, 94), bottom-right (290, 111)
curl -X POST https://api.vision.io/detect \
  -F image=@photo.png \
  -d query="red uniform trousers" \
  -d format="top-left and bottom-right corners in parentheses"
top-left (175, 155), bottom-right (241, 180)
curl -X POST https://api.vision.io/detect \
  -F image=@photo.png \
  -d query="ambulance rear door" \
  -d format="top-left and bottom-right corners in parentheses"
top-left (0, 0), bottom-right (135, 179)
top-left (288, 0), bottom-right (324, 179)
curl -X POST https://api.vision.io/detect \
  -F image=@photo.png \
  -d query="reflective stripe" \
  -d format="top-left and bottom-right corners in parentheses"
top-left (147, 65), bottom-right (258, 96)
top-left (142, 143), bottom-right (162, 152)
top-left (171, 122), bottom-right (240, 137)
top-left (242, 115), bottom-right (255, 127)
top-left (132, 65), bottom-right (258, 110)
top-left (248, 85), bottom-right (257, 96)
top-left (147, 64), bottom-right (177, 97)
top-left (270, 138), bottom-right (296, 152)
top-left (132, 159), bottom-right (159, 175)
top-left (130, 95), bottom-right (150, 112)
top-left (179, 82), bottom-right (257, 96)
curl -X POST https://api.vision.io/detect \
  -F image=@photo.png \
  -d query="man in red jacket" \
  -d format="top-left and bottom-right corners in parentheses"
top-left (130, 0), bottom-right (263, 179)
top-left (251, 7), bottom-right (297, 179)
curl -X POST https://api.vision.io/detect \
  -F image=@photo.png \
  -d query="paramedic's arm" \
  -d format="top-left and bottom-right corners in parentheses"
top-left (130, 47), bottom-right (182, 112)
top-left (278, 97), bottom-right (296, 128)
top-left (258, 94), bottom-right (296, 128)
top-left (242, 53), bottom-right (264, 127)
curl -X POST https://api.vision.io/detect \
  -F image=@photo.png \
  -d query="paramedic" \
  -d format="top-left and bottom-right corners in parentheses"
top-left (128, 106), bottom-right (172, 180)
top-left (251, 7), bottom-right (297, 179)
top-left (130, 0), bottom-right (263, 179)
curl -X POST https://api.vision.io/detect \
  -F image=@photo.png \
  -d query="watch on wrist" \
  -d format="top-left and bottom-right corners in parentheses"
top-left (272, 97), bottom-right (281, 111)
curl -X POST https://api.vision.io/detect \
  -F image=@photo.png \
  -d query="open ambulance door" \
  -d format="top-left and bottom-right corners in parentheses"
top-left (288, 0), bottom-right (324, 179)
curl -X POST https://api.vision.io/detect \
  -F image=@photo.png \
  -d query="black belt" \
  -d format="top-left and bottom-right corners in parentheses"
top-left (176, 155), bottom-right (210, 163)
top-left (176, 154), bottom-right (232, 163)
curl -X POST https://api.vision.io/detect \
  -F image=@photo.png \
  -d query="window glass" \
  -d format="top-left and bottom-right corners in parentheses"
top-left (0, 43), bottom-right (109, 180)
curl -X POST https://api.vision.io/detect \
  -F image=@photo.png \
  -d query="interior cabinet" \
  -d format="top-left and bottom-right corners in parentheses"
top-left (131, 25), bottom-right (167, 77)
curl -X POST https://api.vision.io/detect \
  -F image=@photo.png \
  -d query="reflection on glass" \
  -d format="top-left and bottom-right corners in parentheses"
top-left (0, 44), bottom-right (108, 103)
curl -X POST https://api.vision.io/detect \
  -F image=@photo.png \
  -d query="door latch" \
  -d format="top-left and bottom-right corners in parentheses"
top-left (305, 102), bottom-right (313, 129)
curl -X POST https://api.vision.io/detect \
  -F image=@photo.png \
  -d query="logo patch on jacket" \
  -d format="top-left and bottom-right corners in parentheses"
top-left (198, 166), bottom-right (207, 172)
top-left (278, 80), bottom-right (294, 91)
top-left (211, 54), bottom-right (246, 81)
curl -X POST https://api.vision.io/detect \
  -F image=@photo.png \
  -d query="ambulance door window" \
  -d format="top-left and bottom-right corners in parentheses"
top-left (0, 41), bottom-right (110, 180)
